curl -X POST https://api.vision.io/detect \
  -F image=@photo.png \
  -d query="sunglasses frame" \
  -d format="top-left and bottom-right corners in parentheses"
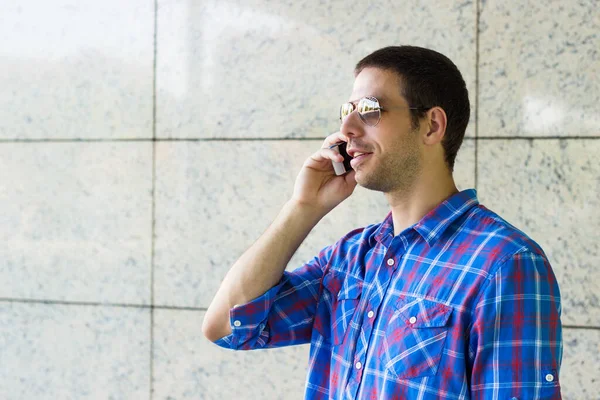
top-left (340, 96), bottom-right (430, 127)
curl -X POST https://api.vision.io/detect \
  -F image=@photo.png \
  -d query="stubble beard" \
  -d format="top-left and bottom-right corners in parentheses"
top-left (355, 136), bottom-right (422, 194)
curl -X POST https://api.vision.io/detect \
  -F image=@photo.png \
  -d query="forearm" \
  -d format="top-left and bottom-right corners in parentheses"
top-left (202, 200), bottom-right (326, 341)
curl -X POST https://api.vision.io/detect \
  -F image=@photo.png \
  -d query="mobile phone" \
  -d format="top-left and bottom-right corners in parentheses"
top-left (329, 141), bottom-right (352, 176)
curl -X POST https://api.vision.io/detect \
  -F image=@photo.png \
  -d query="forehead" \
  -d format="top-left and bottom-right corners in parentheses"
top-left (349, 67), bottom-right (405, 104)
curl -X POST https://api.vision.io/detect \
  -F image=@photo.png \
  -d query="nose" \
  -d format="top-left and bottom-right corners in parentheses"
top-left (339, 110), bottom-right (365, 139)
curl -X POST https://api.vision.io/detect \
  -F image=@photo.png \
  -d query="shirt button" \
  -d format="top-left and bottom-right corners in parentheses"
top-left (545, 373), bottom-right (554, 382)
top-left (355, 362), bottom-right (362, 370)
top-left (409, 316), bottom-right (417, 324)
top-left (233, 320), bottom-right (241, 327)
top-left (387, 258), bottom-right (395, 266)
top-left (367, 310), bottom-right (374, 318)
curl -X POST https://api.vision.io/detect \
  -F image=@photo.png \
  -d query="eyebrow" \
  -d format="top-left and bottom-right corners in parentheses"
top-left (348, 95), bottom-right (389, 104)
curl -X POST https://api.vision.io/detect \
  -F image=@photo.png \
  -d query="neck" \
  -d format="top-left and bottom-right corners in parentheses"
top-left (384, 168), bottom-right (459, 236)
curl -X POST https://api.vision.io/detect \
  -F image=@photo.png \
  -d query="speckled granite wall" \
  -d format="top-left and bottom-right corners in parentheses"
top-left (0, 0), bottom-right (597, 399)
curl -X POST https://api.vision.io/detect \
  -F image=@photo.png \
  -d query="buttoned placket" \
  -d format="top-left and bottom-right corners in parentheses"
top-left (346, 235), bottom-right (408, 399)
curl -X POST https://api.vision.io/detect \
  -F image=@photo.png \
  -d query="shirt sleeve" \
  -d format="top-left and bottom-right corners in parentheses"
top-left (213, 244), bottom-right (333, 351)
top-left (468, 249), bottom-right (563, 400)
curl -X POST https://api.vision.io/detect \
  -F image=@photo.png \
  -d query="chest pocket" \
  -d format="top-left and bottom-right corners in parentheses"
top-left (313, 270), bottom-right (364, 346)
top-left (383, 296), bottom-right (453, 379)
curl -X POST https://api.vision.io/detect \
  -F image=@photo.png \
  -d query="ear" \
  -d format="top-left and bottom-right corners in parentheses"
top-left (422, 107), bottom-right (447, 145)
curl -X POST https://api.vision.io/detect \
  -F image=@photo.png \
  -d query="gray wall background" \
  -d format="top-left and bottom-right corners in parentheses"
top-left (0, 0), bottom-right (598, 399)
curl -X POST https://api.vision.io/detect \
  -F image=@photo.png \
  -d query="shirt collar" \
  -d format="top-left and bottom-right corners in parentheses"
top-left (371, 189), bottom-right (479, 248)
top-left (371, 211), bottom-right (395, 247)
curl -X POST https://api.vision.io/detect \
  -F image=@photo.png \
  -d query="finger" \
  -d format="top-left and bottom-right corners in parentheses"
top-left (322, 131), bottom-right (348, 149)
top-left (310, 148), bottom-right (344, 163)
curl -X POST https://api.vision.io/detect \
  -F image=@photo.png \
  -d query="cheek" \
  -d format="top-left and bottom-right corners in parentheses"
top-left (383, 136), bottom-right (421, 163)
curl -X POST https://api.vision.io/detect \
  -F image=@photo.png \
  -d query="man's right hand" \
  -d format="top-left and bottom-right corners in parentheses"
top-left (291, 131), bottom-right (358, 214)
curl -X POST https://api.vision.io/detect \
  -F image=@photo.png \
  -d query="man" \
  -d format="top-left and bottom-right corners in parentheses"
top-left (202, 46), bottom-right (562, 399)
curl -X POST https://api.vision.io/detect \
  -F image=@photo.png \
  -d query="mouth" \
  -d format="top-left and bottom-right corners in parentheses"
top-left (350, 152), bottom-right (372, 168)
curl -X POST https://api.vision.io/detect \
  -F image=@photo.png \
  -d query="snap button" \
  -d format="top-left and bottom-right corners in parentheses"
top-left (233, 320), bottom-right (241, 327)
top-left (355, 362), bottom-right (362, 370)
top-left (409, 316), bottom-right (417, 324)
top-left (545, 373), bottom-right (554, 382)
top-left (387, 258), bottom-right (395, 266)
top-left (367, 310), bottom-right (374, 318)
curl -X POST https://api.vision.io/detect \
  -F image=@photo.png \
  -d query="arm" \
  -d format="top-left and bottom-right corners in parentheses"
top-left (213, 243), bottom-right (334, 350)
top-left (202, 199), bottom-right (325, 343)
top-left (468, 249), bottom-right (563, 399)
top-left (202, 131), bottom-right (356, 343)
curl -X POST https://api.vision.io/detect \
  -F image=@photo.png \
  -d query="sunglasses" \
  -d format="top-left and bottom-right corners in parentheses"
top-left (339, 96), bottom-right (429, 127)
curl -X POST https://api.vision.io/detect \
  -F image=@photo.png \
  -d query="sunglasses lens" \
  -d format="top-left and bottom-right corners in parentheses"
top-left (358, 97), bottom-right (381, 126)
top-left (340, 103), bottom-right (354, 121)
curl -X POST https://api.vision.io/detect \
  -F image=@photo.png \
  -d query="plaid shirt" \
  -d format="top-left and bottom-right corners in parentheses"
top-left (214, 189), bottom-right (562, 399)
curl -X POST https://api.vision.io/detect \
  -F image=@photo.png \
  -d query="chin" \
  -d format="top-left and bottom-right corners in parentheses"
top-left (354, 171), bottom-right (387, 192)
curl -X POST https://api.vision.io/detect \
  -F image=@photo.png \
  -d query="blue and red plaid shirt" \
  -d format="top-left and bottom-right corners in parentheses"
top-left (214, 189), bottom-right (562, 399)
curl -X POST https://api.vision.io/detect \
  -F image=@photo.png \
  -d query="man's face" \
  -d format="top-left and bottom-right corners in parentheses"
top-left (341, 67), bottom-right (423, 193)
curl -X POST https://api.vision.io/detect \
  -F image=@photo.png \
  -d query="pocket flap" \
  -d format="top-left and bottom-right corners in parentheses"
top-left (323, 270), bottom-right (363, 301)
top-left (394, 297), bottom-right (453, 328)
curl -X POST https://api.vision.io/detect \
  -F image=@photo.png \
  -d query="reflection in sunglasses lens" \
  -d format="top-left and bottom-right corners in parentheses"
top-left (340, 97), bottom-right (381, 126)
top-left (340, 103), bottom-right (353, 120)
top-left (358, 98), bottom-right (380, 126)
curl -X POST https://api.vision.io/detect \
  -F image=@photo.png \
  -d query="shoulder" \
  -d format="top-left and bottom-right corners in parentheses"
top-left (331, 221), bottom-right (382, 249)
top-left (461, 205), bottom-right (558, 293)
top-left (464, 204), bottom-right (548, 262)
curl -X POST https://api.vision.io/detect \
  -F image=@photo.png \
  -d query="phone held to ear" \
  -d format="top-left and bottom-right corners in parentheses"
top-left (329, 142), bottom-right (352, 176)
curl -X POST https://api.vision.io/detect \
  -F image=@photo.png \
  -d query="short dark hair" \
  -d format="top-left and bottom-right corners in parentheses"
top-left (355, 46), bottom-right (470, 172)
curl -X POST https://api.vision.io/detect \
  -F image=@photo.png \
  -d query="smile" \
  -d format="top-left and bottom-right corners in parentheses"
top-left (350, 152), bottom-right (372, 168)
